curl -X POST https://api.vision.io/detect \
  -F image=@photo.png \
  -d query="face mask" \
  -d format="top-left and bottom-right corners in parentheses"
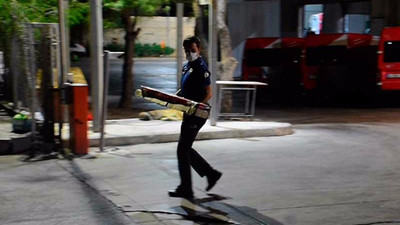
top-left (186, 52), bottom-right (199, 62)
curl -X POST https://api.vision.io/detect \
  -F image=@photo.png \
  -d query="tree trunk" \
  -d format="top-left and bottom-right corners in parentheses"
top-left (193, 1), bottom-right (237, 113)
top-left (192, 2), bottom-right (209, 62)
top-left (217, 0), bottom-right (237, 81)
top-left (119, 14), bottom-right (140, 108)
top-left (217, 0), bottom-right (237, 113)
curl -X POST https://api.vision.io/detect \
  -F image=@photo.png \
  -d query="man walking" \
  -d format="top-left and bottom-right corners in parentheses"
top-left (169, 36), bottom-right (222, 199)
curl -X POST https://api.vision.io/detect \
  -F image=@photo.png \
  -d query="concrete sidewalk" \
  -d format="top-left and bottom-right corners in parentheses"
top-left (1, 118), bottom-right (294, 224)
top-left (1, 107), bottom-right (293, 153)
top-left (85, 119), bottom-right (293, 147)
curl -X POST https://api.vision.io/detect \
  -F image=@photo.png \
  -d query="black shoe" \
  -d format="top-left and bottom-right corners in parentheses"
top-left (168, 188), bottom-right (194, 199)
top-left (206, 170), bottom-right (222, 192)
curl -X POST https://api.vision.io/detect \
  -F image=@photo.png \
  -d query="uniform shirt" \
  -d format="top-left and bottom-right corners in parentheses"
top-left (180, 57), bottom-right (211, 102)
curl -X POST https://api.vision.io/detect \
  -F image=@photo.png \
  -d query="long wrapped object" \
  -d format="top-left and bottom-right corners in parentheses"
top-left (135, 86), bottom-right (210, 119)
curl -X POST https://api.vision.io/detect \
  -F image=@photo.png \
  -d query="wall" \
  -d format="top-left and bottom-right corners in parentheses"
top-left (222, 0), bottom-right (400, 79)
top-left (322, 3), bottom-right (344, 33)
top-left (227, 0), bottom-right (280, 78)
top-left (281, 0), bottom-right (302, 37)
top-left (371, 0), bottom-right (400, 35)
top-left (299, 0), bottom-right (400, 35)
top-left (104, 16), bottom-right (195, 54)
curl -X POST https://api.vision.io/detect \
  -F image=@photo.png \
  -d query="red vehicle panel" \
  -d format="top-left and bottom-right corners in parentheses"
top-left (281, 37), bottom-right (305, 48)
top-left (378, 27), bottom-right (400, 90)
top-left (242, 38), bottom-right (281, 82)
top-left (242, 37), bottom-right (304, 101)
top-left (244, 37), bottom-right (282, 49)
top-left (302, 33), bottom-right (377, 92)
top-left (242, 37), bottom-right (305, 81)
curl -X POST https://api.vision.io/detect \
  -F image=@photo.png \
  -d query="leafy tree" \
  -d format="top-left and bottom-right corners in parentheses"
top-left (0, 0), bottom-right (89, 52)
top-left (191, 0), bottom-right (235, 112)
top-left (68, 0), bottom-right (90, 27)
top-left (0, 0), bottom-right (28, 101)
top-left (68, 1), bottom-right (90, 44)
top-left (104, 0), bottom-right (168, 108)
top-left (0, 0), bottom-right (89, 102)
top-left (0, 0), bottom-right (28, 49)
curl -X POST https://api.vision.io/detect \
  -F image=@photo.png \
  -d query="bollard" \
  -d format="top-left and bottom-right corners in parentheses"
top-left (68, 83), bottom-right (89, 155)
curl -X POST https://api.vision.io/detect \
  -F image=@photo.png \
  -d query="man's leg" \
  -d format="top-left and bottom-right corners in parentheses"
top-left (184, 117), bottom-right (222, 192)
top-left (189, 147), bottom-right (222, 191)
top-left (189, 148), bottom-right (213, 177)
top-left (170, 115), bottom-right (200, 198)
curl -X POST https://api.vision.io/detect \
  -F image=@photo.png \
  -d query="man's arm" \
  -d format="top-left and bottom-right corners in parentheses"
top-left (202, 85), bottom-right (212, 103)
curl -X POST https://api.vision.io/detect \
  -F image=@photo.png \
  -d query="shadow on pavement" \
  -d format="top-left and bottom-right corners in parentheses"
top-left (60, 158), bottom-right (285, 225)
top-left (64, 159), bottom-right (135, 225)
top-left (170, 194), bottom-right (285, 225)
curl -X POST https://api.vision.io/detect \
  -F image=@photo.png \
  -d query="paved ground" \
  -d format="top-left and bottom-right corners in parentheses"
top-left (0, 155), bottom-right (136, 225)
top-left (2, 121), bottom-right (400, 224)
top-left (3, 57), bottom-right (400, 224)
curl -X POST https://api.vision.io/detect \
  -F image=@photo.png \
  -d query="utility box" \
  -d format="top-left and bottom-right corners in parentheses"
top-left (66, 83), bottom-right (89, 155)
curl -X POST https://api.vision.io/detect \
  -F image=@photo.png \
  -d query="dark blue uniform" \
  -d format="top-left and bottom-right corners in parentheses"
top-left (174, 57), bottom-right (220, 197)
top-left (180, 57), bottom-right (211, 102)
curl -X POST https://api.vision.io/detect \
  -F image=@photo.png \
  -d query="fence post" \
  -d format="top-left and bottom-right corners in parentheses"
top-left (100, 51), bottom-right (110, 151)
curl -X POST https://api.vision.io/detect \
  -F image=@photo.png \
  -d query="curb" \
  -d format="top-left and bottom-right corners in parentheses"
top-left (89, 123), bottom-right (293, 147)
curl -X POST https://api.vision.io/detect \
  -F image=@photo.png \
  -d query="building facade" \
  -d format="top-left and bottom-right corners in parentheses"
top-left (227, 0), bottom-right (400, 78)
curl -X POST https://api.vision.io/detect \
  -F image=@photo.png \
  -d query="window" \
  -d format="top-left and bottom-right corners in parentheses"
top-left (306, 46), bottom-right (347, 65)
top-left (384, 41), bottom-right (400, 63)
top-left (303, 4), bottom-right (323, 36)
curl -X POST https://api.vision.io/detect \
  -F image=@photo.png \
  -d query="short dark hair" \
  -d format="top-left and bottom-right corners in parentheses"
top-left (183, 36), bottom-right (201, 49)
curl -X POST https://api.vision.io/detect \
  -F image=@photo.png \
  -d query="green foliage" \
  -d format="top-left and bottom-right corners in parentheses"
top-left (68, 0), bottom-right (90, 27)
top-left (104, 0), bottom-right (165, 15)
top-left (134, 43), bottom-right (174, 57)
top-left (104, 42), bottom-right (125, 52)
top-left (0, 0), bottom-right (88, 28)
top-left (103, 42), bottom-right (174, 57)
top-left (0, 0), bottom-right (27, 37)
top-left (8, 0), bottom-right (61, 24)
top-left (103, 0), bottom-right (168, 28)
top-left (0, 0), bottom-right (29, 54)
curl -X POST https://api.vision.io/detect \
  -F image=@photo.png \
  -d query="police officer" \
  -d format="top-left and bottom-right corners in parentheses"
top-left (168, 36), bottom-right (222, 199)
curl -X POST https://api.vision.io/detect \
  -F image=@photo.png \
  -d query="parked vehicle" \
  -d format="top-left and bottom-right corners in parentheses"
top-left (242, 37), bottom-right (304, 101)
top-left (70, 43), bottom-right (86, 60)
top-left (242, 29), bottom-right (400, 104)
top-left (377, 27), bottom-right (400, 90)
top-left (301, 33), bottom-right (378, 98)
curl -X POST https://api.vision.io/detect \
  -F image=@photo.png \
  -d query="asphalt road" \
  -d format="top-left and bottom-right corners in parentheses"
top-left (72, 57), bottom-right (178, 109)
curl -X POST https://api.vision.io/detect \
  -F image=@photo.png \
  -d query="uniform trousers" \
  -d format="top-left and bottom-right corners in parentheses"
top-left (177, 114), bottom-right (214, 191)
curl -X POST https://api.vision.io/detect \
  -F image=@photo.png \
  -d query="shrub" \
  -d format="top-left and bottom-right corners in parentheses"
top-left (103, 43), bottom-right (125, 52)
top-left (104, 42), bottom-right (174, 57)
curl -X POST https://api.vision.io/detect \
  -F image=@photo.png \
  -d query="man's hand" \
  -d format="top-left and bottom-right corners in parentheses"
top-left (187, 101), bottom-right (198, 115)
top-left (175, 89), bottom-right (182, 96)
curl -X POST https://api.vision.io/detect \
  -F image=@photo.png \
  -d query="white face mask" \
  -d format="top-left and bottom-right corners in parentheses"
top-left (185, 52), bottom-right (199, 62)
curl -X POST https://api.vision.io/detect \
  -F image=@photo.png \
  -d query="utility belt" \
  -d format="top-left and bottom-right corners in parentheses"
top-left (135, 86), bottom-right (211, 119)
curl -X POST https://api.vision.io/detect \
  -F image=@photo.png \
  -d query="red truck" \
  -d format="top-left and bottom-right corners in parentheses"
top-left (377, 27), bottom-right (400, 90)
top-left (242, 30), bottom-right (400, 103)
top-left (242, 37), bottom-right (304, 101)
top-left (302, 33), bottom-right (378, 99)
